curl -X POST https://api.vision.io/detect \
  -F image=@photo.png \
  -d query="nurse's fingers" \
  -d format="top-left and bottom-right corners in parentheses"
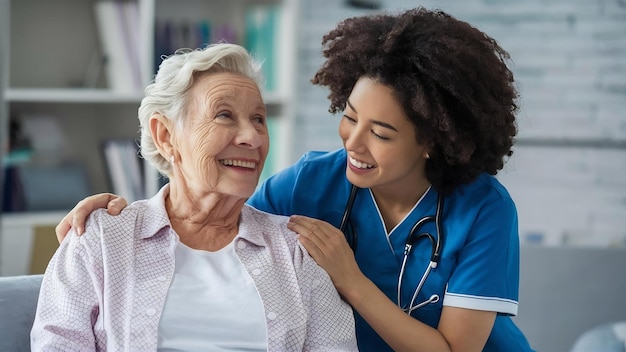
top-left (288, 215), bottom-right (338, 241)
top-left (55, 217), bottom-right (73, 244)
top-left (288, 217), bottom-right (323, 245)
top-left (290, 215), bottom-right (362, 292)
top-left (288, 215), bottom-right (352, 259)
top-left (296, 233), bottom-right (323, 259)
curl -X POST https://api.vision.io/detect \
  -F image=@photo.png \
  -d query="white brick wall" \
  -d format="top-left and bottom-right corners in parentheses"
top-left (292, 0), bottom-right (626, 246)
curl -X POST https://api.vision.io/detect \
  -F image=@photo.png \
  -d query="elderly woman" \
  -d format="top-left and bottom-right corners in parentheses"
top-left (30, 43), bottom-right (357, 351)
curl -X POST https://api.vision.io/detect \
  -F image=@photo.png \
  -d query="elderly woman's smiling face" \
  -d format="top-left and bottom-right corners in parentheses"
top-left (173, 72), bottom-right (269, 200)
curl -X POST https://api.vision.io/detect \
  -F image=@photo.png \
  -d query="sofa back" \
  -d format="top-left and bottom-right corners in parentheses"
top-left (514, 245), bottom-right (626, 351)
top-left (0, 274), bottom-right (43, 352)
top-left (2, 246), bottom-right (625, 352)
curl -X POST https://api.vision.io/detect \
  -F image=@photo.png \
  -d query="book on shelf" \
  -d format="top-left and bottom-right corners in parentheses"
top-left (102, 139), bottom-right (145, 203)
top-left (153, 18), bottom-right (235, 73)
top-left (244, 4), bottom-right (283, 93)
top-left (93, 0), bottom-right (143, 92)
top-left (2, 163), bottom-right (91, 212)
top-left (1, 113), bottom-right (91, 212)
top-left (259, 115), bottom-right (280, 183)
top-left (154, 5), bottom-right (284, 91)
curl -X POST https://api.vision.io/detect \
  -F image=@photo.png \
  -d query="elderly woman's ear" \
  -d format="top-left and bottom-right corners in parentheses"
top-left (150, 113), bottom-right (174, 158)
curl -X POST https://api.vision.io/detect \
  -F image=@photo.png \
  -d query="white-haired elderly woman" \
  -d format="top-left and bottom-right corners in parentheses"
top-left (30, 43), bottom-right (358, 352)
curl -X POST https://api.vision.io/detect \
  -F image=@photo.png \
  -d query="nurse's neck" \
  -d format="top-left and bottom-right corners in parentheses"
top-left (371, 181), bottom-right (431, 232)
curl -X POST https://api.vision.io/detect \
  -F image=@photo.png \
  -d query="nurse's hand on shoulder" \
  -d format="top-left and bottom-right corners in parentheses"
top-left (55, 193), bottom-right (128, 243)
top-left (288, 215), bottom-right (364, 294)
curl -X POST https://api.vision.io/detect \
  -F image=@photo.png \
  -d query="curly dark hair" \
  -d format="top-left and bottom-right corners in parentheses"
top-left (311, 7), bottom-right (519, 194)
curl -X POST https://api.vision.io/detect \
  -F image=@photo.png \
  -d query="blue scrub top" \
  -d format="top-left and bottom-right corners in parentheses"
top-left (248, 149), bottom-right (534, 352)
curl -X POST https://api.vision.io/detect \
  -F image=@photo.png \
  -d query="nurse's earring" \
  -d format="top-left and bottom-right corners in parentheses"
top-left (169, 155), bottom-right (175, 164)
top-left (424, 152), bottom-right (430, 159)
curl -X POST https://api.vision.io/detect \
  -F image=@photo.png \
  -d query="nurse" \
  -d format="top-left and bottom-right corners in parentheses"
top-left (56, 7), bottom-right (534, 352)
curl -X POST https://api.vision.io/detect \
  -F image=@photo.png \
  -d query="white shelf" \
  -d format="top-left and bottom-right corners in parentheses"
top-left (1, 211), bottom-right (67, 276)
top-left (5, 88), bottom-right (144, 104)
top-left (1, 211), bottom-right (68, 227)
top-left (5, 88), bottom-right (288, 105)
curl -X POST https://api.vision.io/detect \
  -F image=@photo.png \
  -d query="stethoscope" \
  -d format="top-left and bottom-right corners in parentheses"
top-left (339, 184), bottom-right (445, 315)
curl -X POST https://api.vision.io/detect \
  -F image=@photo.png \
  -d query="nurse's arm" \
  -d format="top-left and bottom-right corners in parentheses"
top-left (290, 214), bottom-right (496, 351)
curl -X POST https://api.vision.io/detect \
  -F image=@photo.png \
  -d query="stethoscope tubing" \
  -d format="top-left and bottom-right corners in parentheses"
top-left (340, 183), bottom-right (445, 315)
top-left (398, 194), bottom-right (444, 314)
top-left (339, 186), bottom-right (356, 233)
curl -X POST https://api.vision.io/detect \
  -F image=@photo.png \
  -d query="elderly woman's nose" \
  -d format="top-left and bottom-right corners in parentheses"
top-left (236, 121), bottom-right (265, 148)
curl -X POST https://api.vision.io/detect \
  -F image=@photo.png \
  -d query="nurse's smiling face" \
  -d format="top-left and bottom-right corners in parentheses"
top-left (339, 77), bottom-right (430, 194)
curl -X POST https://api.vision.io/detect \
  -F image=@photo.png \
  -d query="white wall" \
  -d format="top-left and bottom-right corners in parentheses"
top-left (291, 0), bottom-right (626, 247)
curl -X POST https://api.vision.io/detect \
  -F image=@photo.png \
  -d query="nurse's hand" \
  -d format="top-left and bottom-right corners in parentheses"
top-left (288, 215), bottom-right (364, 295)
top-left (55, 193), bottom-right (128, 243)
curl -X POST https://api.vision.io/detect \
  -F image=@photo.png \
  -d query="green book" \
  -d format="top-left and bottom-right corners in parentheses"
top-left (245, 5), bottom-right (281, 92)
top-left (260, 116), bottom-right (279, 183)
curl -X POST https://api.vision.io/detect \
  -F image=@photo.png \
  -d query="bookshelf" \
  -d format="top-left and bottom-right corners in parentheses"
top-left (0, 0), bottom-right (297, 275)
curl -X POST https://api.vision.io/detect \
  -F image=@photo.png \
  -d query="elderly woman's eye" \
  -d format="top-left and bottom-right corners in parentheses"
top-left (216, 111), bottom-right (233, 119)
top-left (253, 115), bottom-right (266, 125)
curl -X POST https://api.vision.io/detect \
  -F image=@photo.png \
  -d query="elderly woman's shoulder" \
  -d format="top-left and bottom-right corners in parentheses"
top-left (244, 203), bottom-right (291, 226)
top-left (243, 204), bottom-right (297, 240)
top-left (88, 199), bottom-right (147, 219)
top-left (81, 199), bottom-right (153, 240)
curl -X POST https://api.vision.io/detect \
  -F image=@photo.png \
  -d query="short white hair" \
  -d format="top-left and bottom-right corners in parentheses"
top-left (137, 43), bottom-right (264, 176)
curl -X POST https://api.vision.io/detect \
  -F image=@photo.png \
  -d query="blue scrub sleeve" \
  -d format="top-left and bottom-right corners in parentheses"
top-left (445, 195), bottom-right (520, 315)
top-left (248, 155), bottom-right (304, 216)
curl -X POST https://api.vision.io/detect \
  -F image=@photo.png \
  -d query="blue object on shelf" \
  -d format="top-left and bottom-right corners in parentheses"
top-left (2, 163), bottom-right (91, 212)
